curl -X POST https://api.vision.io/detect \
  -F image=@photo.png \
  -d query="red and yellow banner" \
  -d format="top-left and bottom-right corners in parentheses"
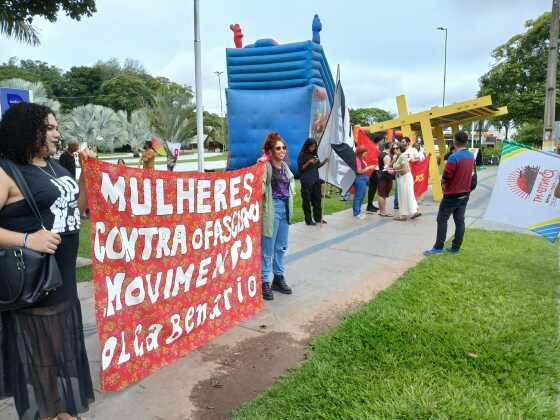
top-left (83, 160), bottom-right (264, 391)
top-left (410, 154), bottom-right (430, 198)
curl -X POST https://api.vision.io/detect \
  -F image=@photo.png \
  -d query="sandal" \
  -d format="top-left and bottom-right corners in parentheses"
top-left (379, 213), bottom-right (393, 217)
top-left (411, 212), bottom-right (422, 219)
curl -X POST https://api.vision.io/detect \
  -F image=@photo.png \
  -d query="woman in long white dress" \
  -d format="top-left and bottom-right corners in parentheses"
top-left (390, 145), bottom-right (420, 221)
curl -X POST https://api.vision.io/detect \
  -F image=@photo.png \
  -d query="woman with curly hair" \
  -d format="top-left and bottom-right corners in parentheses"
top-left (0, 102), bottom-right (95, 420)
top-left (259, 132), bottom-right (295, 300)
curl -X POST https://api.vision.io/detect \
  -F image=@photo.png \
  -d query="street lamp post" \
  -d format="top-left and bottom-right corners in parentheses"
top-left (214, 71), bottom-right (224, 117)
top-left (436, 27), bottom-right (448, 107)
top-left (194, 0), bottom-right (205, 171)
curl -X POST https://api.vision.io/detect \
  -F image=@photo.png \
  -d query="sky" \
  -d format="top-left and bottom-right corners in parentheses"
top-left (0, 0), bottom-right (552, 116)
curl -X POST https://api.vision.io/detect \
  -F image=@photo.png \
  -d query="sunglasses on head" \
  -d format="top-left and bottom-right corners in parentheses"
top-left (275, 145), bottom-right (287, 151)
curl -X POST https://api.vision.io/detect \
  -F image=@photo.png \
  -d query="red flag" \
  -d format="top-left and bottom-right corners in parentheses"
top-left (356, 129), bottom-right (379, 177)
top-left (410, 154), bottom-right (430, 198)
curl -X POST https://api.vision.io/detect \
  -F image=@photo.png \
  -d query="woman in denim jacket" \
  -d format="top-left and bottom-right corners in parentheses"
top-left (259, 132), bottom-right (295, 300)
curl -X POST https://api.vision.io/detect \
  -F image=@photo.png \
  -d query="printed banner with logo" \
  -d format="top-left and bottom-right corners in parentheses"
top-left (484, 141), bottom-right (560, 242)
top-left (410, 154), bottom-right (430, 198)
top-left (83, 160), bottom-right (264, 391)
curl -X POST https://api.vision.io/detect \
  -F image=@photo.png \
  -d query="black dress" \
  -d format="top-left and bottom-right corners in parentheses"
top-left (0, 159), bottom-right (94, 419)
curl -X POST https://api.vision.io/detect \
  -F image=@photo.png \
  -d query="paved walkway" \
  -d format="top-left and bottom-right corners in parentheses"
top-left (1, 167), bottom-right (512, 419)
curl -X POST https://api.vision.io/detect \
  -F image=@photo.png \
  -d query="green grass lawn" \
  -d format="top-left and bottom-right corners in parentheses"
top-left (75, 182), bottom-right (354, 282)
top-left (234, 230), bottom-right (560, 419)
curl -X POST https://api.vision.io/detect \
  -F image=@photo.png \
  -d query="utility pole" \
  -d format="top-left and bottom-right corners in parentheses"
top-left (543, 0), bottom-right (559, 152)
top-left (437, 27), bottom-right (448, 107)
top-left (214, 70), bottom-right (225, 150)
top-left (194, 0), bottom-right (205, 171)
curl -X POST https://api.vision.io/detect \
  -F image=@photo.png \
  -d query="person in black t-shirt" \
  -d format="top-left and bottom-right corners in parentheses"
top-left (58, 139), bottom-right (79, 178)
top-left (297, 138), bottom-right (329, 226)
top-left (0, 103), bottom-right (95, 419)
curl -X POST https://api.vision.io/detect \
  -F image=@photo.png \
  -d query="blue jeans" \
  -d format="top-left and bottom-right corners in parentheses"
top-left (352, 175), bottom-right (369, 216)
top-left (261, 199), bottom-right (289, 284)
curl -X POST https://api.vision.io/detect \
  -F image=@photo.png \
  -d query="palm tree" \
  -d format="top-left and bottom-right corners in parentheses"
top-left (0, 78), bottom-right (61, 113)
top-left (147, 86), bottom-right (196, 146)
top-left (116, 109), bottom-right (153, 153)
top-left (61, 104), bottom-right (125, 152)
top-left (0, 19), bottom-right (40, 46)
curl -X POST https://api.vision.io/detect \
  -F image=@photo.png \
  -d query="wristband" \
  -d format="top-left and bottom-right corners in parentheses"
top-left (23, 233), bottom-right (29, 248)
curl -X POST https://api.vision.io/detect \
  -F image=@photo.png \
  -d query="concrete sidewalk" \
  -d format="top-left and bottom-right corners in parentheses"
top-left (1, 168), bottom-right (508, 419)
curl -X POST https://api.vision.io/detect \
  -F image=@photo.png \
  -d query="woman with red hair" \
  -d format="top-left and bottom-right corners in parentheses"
top-left (353, 146), bottom-right (377, 219)
top-left (259, 132), bottom-right (295, 300)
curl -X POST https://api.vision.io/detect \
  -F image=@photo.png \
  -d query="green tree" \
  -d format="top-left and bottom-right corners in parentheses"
top-left (203, 111), bottom-right (227, 147)
top-left (513, 120), bottom-right (544, 147)
top-left (0, 19), bottom-right (39, 45)
top-left (479, 12), bottom-right (559, 131)
top-left (97, 74), bottom-right (151, 118)
top-left (0, 0), bottom-right (96, 45)
top-left (349, 107), bottom-right (395, 126)
top-left (58, 66), bottom-right (106, 111)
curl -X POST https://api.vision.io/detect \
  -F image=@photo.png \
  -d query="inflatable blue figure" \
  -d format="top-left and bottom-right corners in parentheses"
top-left (312, 14), bottom-right (322, 44)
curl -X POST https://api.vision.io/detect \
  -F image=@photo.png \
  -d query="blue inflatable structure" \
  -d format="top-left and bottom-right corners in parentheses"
top-left (226, 23), bottom-right (335, 172)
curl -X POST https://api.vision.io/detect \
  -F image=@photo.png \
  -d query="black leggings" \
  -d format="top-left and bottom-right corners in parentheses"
top-left (367, 172), bottom-right (378, 207)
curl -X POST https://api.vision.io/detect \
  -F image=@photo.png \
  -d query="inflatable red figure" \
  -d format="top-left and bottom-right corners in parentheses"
top-left (229, 23), bottom-right (243, 48)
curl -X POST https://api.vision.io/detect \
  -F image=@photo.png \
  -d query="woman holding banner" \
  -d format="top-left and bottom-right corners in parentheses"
top-left (260, 132), bottom-right (295, 301)
top-left (353, 146), bottom-right (377, 220)
top-left (390, 144), bottom-right (420, 221)
top-left (0, 103), bottom-right (95, 420)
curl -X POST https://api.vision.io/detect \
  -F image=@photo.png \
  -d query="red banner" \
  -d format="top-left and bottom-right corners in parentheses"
top-left (410, 155), bottom-right (430, 198)
top-left (356, 129), bottom-right (379, 176)
top-left (83, 160), bottom-right (264, 391)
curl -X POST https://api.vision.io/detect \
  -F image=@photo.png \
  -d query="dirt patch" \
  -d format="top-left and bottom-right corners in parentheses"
top-left (190, 331), bottom-right (305, 420)
top-left (190, 305), bottom-right (358, 420)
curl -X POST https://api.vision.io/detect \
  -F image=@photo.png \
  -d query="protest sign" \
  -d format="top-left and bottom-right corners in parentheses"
top-left (484, 141), bottom-right (560, 242)
top-left (83, 160), bottom-right (264, 391)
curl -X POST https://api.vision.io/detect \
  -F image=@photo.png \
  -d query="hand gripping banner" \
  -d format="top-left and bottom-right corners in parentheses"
top-left (83, 160), bottom-right (264, 391)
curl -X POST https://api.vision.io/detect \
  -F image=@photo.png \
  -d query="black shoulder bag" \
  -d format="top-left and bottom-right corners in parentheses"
top-left (0, 160), bottom-right (63, 311)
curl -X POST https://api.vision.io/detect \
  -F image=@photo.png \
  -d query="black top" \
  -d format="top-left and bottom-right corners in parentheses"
top-left (297, 152), bottom-right (320, 185)
top-left (0, 159), bottom-right (81, 235)
top-left (0, 158), bottom-right (81, 306)
top-left (378, 151), bottom-right (393, 180)
top-left (58, 150), bottom-right (77, 179)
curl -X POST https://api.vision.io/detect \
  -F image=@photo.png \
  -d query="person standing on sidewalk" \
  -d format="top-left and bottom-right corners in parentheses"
top-left (391, 144), bottom-right (420, 221)
top-left (297, 138), bottom-right (329, 226)
top-left (353, 146), bottom-right (377, 220)
top-left (425, 131), bottom-right (475, 255)
top-left (0, 102), bottom-right (95, 420)
top-left (140, 141), bottom-right (156, 170)
top-left (377, 142), bottom-right (394, 217)
top-left (58, 139), bottom-right (79, 179)
top-left (366, 133), bottom-right (383, 213)
top-left (260, 132), bottom-right (295, 300)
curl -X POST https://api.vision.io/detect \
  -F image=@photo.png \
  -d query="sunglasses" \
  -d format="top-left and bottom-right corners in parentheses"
top-left (275, 146), bottom-right (287, 151)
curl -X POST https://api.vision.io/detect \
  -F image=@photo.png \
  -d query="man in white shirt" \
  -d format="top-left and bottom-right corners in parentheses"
top-left (402, 137), bottom-right (420, 162)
